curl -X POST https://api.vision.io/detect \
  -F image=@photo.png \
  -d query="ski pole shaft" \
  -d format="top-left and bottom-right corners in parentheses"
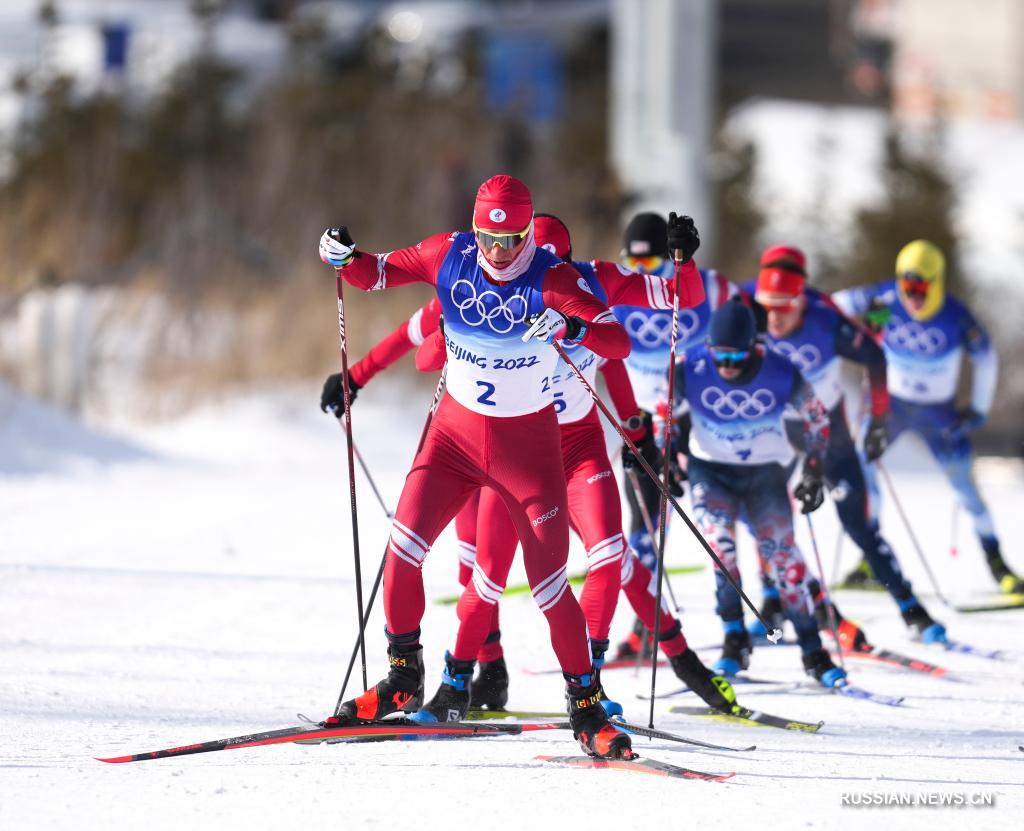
top-left (877, 462), bottom-right (952, 607)
top-left (949, 501), bottom-right (959, 559)
top-left (333, 267), bottom-right (368, 691)
top-left (627, 469), bottom-right (681, 613)
top-left (332, 413), bottom-right (394, 519)
top-left (805, 513), bottom-right (846, 673)
top-left (331, 367), bottom-right (447, 714)
top-left (552, 341), bottom-right (781, 643)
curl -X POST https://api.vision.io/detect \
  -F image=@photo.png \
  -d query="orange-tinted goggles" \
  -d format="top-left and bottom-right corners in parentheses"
top-left (899, 272), bottom-right (932, 297)
top-left (623, 255), bottom-right (665, 273)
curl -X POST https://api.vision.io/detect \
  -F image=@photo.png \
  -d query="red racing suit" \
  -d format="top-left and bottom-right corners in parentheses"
top-left (337, 232), bottom-right (629, 676)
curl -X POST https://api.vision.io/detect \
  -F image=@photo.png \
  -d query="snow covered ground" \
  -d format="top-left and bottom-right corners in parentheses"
top-left (2, 381), bottom-right (1023, 830)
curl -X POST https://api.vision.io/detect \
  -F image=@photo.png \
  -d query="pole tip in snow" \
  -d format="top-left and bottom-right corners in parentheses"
top-left (767, 629), bottom-right (783, 644)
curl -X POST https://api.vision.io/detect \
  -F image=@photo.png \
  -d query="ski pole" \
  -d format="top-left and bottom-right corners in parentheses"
top-left (332, 412), bottom-right (394, 519)
top-left (646, 256), bottom-right (682, 728)
top-left (552, 342), bottom-right (782, 643)
top-left (331, 368), bottom-right (448, 714)
top-left (805, 513), bottom-right (846, 673)
top-left (332, 253), bottom-right (368, 691)
top-left (877, 462), bottom-right (953, 608)
top-left (627, 469), bottom-right (681, 613)
top-left (949, 502), bottom-right (959, 559)
top-left (830, 528), bottom-right (843, 589)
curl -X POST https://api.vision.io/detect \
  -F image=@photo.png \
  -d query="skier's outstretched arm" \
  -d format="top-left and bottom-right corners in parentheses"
top-left (350, 299), bottom-right (442, 387)
top-left (539, 262), bottom-right (631, 359)
top-left (320, 229), bottom-right (454, 290)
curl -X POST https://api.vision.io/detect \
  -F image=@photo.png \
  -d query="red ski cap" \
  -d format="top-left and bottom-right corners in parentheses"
top-left (756, 266), bottom-right (806, 303)
top-left (473, 174), bottom-right (534, 233)
top-left (760, 244), bottom-right (806, 273)
top-left (533, 213), bottom-right (572, 260)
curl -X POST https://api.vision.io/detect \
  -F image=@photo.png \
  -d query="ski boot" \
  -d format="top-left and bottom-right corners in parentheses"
top-left (327, 642), bottom-right (424, 725)
top-left (613, 616), bottom-right (652, 661)
top-left (669, 648), bottom-right (737, 712)
top-left (802, 648), bottom-right (847, 688)
top-left (838, 558), bottom-right (882, 591)
top-left (984, 542), bottom-right (1024, 595)
top-left (468, 656), bottom-right (509, 711)
top-left (711, 625), bottom-right (752, 677)
top-left (590, 639), bottom-right (623, 717)
top-left (814, 598), bottom-right (871, 653)
top-left (410, 652), bottom-right (474, 723)
top-left (748, 586), bottom-right (786, 641)
top-left (899, 601), bottom-right (947, 644)
top-left (566, 674), bottom-right (634, 759)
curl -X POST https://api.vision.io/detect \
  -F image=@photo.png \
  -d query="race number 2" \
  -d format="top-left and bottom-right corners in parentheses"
top-left (476, 380), bottom-right (497, 406)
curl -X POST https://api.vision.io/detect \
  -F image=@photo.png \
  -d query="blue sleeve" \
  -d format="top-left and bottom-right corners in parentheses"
top-left (831, 283), bottom-right (880, 318)
top-left (958, 302), bottom-right (997, 414)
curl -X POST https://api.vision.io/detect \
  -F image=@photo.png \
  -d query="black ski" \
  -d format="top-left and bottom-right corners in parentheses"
top-left (610, 717), bottom-right (755, 752)
top-left (670, 705), bottom-right (823, 733)
top-left (97, 719), bottom-right (557, 764)
top-left (536, 754), bottom-right (735, 782)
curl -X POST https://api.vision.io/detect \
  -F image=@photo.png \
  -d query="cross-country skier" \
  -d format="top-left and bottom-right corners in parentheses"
top-left (321, 213), bottom-right (736, 720)
top-left (833, 240), bottom-right (1022, 595)
top-left (318, 174), bottom-right (637, 758)
top-left (751, 253), bottom-right (947, 644)
top-left (674, 298), bottom-right (846, 686)
top-left (609, 212), bottom-right (739, 659)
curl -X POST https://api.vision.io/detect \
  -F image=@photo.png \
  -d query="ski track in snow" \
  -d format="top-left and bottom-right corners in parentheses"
top-left (2, 383), bottom-right (1023, 830)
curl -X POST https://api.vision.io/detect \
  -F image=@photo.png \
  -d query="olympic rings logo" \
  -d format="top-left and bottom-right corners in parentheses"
top-left (885, 320), bottom-right (947, 354)
top-left (450, 278), bottom-right (530, 334)
top-left (700, 387), bottom-right (777, 420)
top-left (622, 309), bottom-right (700, 348)
top-left (771, 341), bottom-right (822, 373)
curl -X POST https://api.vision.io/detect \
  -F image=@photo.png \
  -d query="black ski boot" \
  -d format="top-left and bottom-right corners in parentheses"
top-left (814, 597), bottom-right (871, 653)
top-left (566, 675), bottom-right (634, 759)
top-left (839, 558), bottom-right (882, 591)
top-left (613, 616), bottom-right (651, 660)
top-left (748, 589), bottom-right (786, 639)
top-left (468, 656), bottom-right (509, 711)
top-left (802, 648), bottom-right (847, 688)
top-left (984, 541), bottom-right (1024, 595)
top-left (412, 652), bottom-right (474, 723)
top-left (711, 628), bottom-right (751, 676)
top-left (669, 648), bottom-right (737, 712)
top-left (328, 642), bottom-right (424, 725)
top-left (899, 602), bottom-right (947, 644)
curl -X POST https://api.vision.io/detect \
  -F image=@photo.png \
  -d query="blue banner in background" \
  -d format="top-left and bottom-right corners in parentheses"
top-left (484, 33), bottom-right (562, 125)
top-left (101, 22), bottom-right (131, 73)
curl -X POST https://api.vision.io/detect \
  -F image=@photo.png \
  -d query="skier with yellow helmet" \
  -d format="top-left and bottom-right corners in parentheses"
top-left (834, 241), bottom-right (1022, 596)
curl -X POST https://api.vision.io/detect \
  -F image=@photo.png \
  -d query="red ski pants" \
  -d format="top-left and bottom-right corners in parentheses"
top-left (453, 407), bottom-right (624, 660)
top-left (384, 395), bottom-right (591, 676)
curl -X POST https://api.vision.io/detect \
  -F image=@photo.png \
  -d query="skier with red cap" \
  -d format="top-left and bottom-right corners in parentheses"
top-left (318, 175), bottom-right (635, 758)
top-left (320, 212), bottom-right (735, 719)
top-left (750, 246), bottom-right (948, 648)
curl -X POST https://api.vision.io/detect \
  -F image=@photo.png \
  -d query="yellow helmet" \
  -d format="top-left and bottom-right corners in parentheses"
top-left (895, 240), bottom-right (945, 320)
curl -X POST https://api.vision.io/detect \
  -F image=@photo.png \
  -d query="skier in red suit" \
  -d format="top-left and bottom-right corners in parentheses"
top-left (322, 213), bottom-right (736, 721)
top-left (319, 174), bottom-right (635, 758)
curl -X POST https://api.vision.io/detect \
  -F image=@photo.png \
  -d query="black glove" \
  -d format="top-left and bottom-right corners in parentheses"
top-left (944, 407), bottom-right (985, 442)
top-left (666, 450), bottom-right (687, 497)
top-left (320, 372), bottom-right (361, 414)
top-left (622, 413), bottom-right (659, 472)
top-left (863, 415), bottom-right (888, 462)
top-left (862, 298), bottom-right (892, 334)
top-left (666, 213), bottom-right (700, 264)
top-left (794, 457), bottom-right (825, 514)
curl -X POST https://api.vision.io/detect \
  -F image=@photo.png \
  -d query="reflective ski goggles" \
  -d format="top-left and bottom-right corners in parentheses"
top-left (622, 254), bottom-right (665, 274)
top-left (755, 292), bottom-right (801, 313)
top-left (473, 221), bottom-right (531, 251)
top-left (898, 272), bottom-right (932, 298)
top-left (709, 346), bottom-right (751, 368)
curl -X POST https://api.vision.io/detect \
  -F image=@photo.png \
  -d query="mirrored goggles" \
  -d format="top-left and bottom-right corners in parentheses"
top-left (755, 293), bottom-right (801, 313)
top-left (622, 254), bottom-right (665, 274)
top-left (899, 272), bottom-right (932, 298)
top-left (709, 346), bottom-right (751, 368)
top-left (474, 222), bottom-right (531, 251)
